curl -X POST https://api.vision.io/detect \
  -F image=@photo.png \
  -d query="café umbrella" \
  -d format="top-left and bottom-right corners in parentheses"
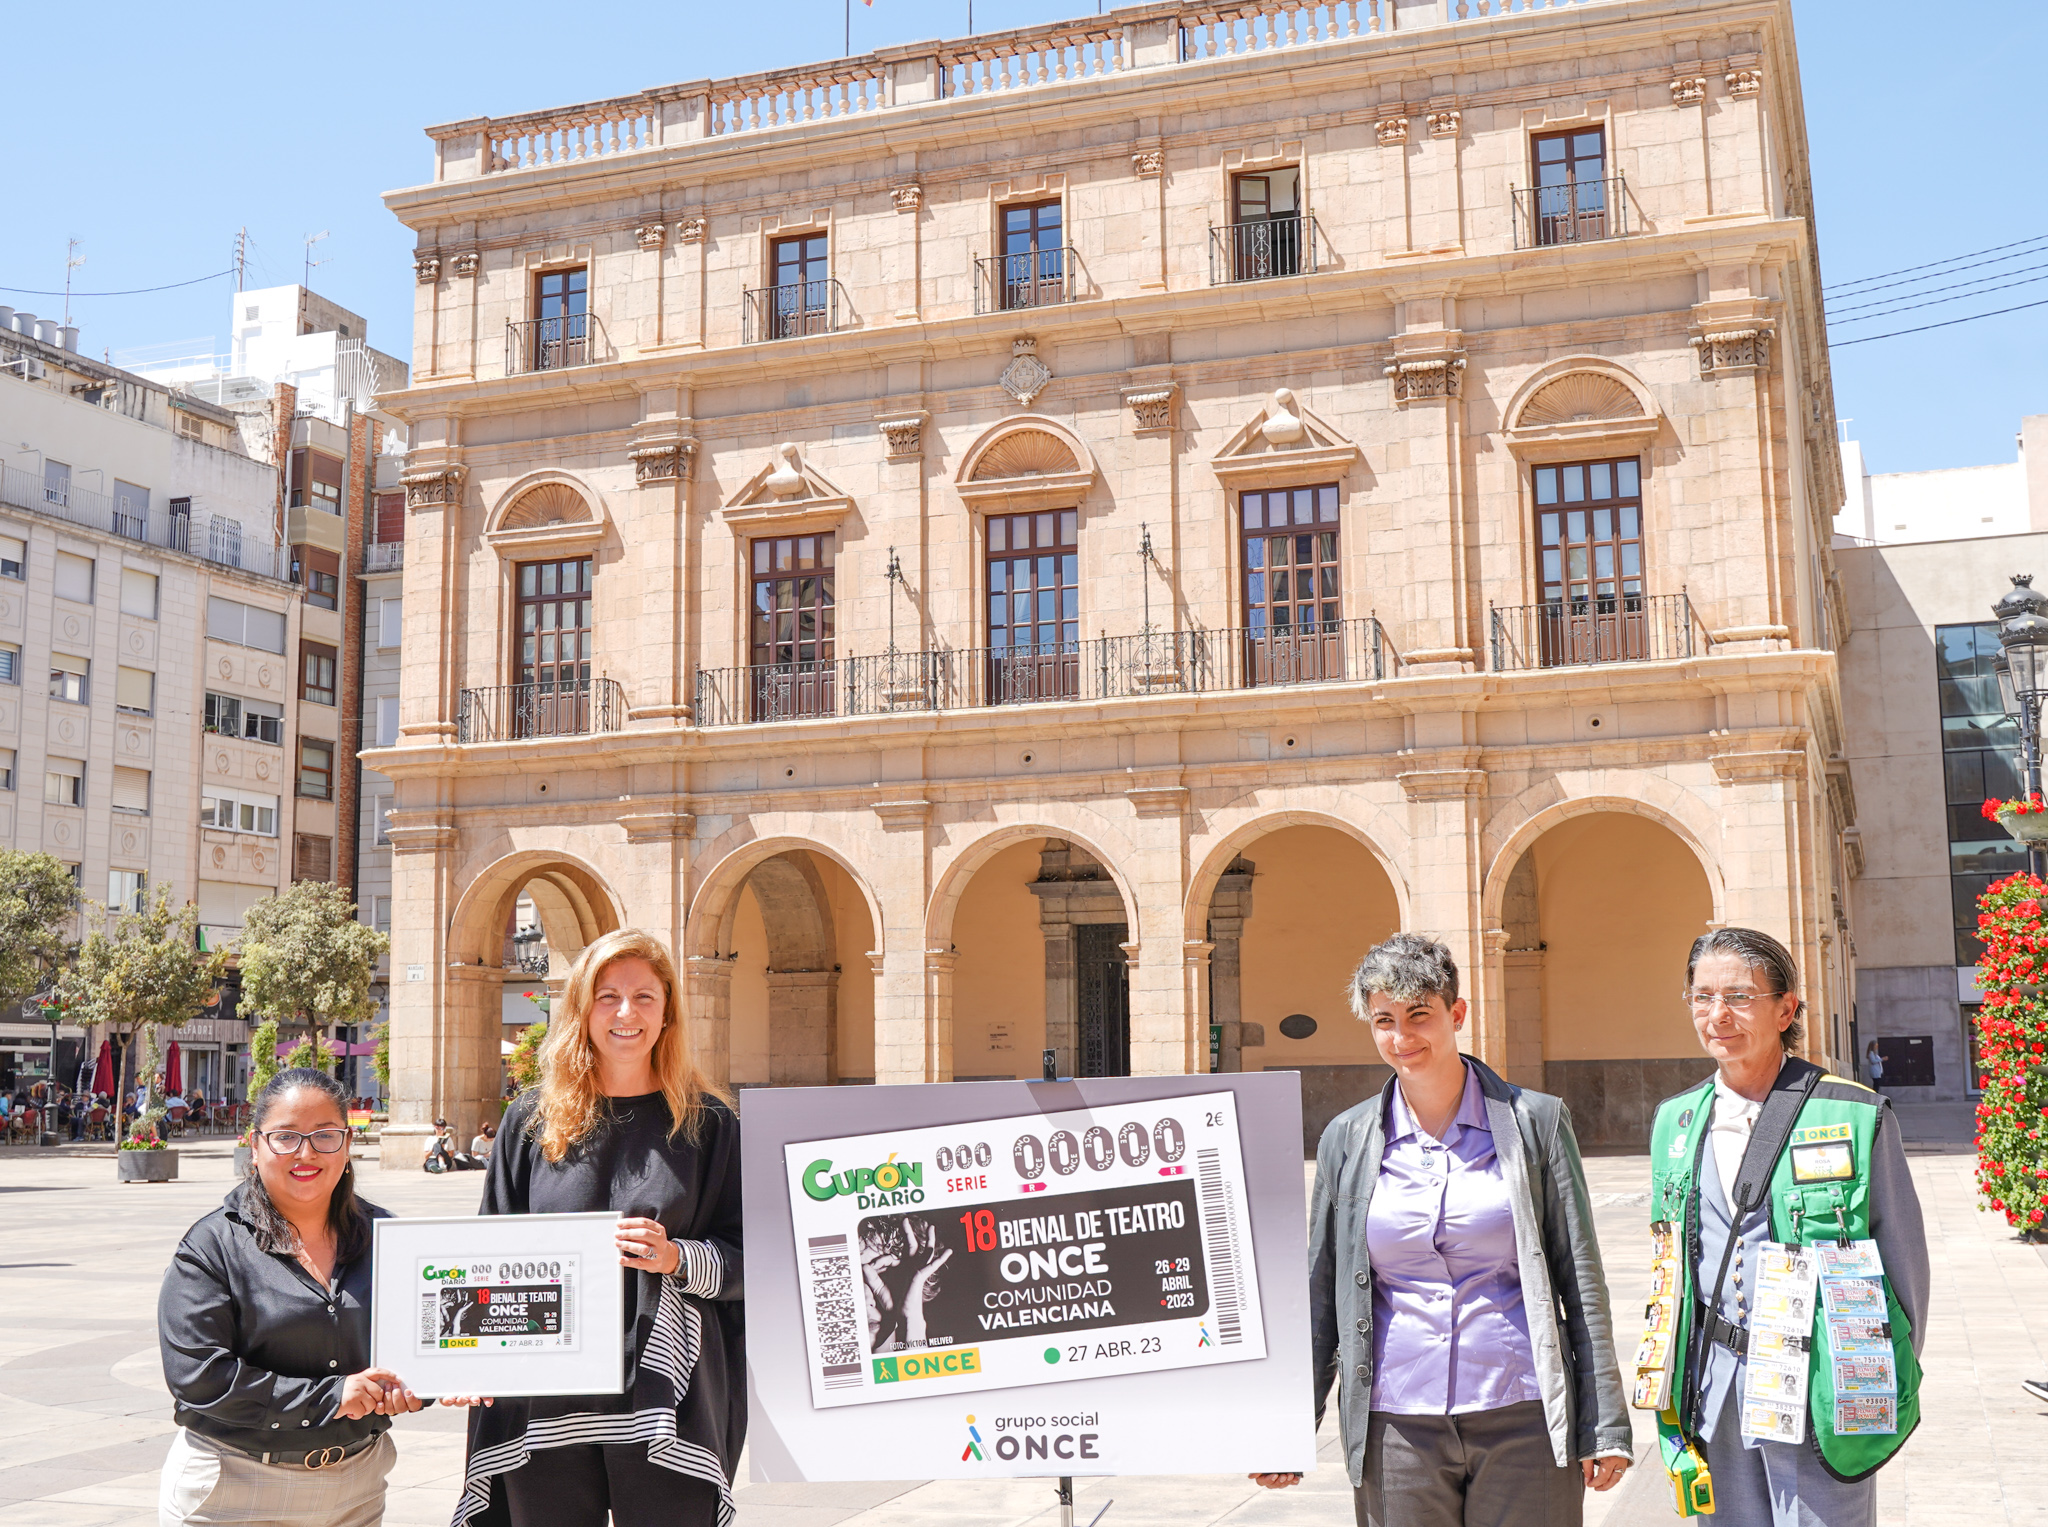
top-left (91, 1040), bottom-right (114, 1096)
top-left (164, 1040), bottom-right (182, 1094)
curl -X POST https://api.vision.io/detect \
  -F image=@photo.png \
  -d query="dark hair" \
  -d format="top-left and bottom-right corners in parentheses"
top-left (1687, 927), bottom-right (1805, 1049)
top-left (1347, 932), bottom-right (1460, 1018)
top-left (241, 1067), bottom-right (372, 1263)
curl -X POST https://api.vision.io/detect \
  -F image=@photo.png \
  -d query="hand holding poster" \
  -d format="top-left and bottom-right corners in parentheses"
top-left (745, 1074), bottom-right (1315, 1482)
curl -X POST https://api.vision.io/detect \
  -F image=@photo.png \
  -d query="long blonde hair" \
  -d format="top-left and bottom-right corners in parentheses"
top-left (533, 928), bottom-right (731, 1162)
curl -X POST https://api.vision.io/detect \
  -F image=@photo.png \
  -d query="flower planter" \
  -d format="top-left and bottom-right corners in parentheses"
top-left (118, 1150), bottom-right (179, 1183)
top-left (1996, 808), bottom-right (2048, 845)
top-left (233, 1145), bottom-right (253, 1176)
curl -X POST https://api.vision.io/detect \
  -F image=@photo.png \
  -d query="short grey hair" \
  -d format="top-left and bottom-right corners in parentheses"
top-left (1687, 926), bottom-right (1805, 1049)
top-left (1348, 933), bottom-right (1460, 1020)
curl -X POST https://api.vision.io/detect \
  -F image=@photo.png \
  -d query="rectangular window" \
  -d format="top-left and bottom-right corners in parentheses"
top-left (45, 761), bottom-right (83, 807)
top-left (517, 558), bottom-right (594, 698)
top-left (0, 747), bottom-right (13, 790)
top-left (297, 547), bottom-right (340, 610)
top-left (1530, 127), bottom-right (1610, 246)
top-left (747, 535), bottom-right (835, 701)
top-left (111, 766), bottom-right (151, 815)
top-left (0, 642), bottom-right (17, 684)
top-left (0, 534), bottom-right (22, 580)
top-left (766, 234), bottom-right (831, 339)
top-left (529, 267), bottom-right (589, 371)
top-left (202, 789), bottom-right (279, 836)
top-left (54, 551), bottom-right (94, 603)
top-left (43, 461), bottom-right (70, 506)
top-left (289, 450), bottom-right (344, 513)
top-left (373, 895), bottom-right (391, 934)
top-left (120, 567), bottom-right (158, 618)
top-left (294, 833), bottom-right (334, 883)
top-left (376, 694), bottom-right (399, 749)
top-left (1225, 167), bottom-right (1303, 280)
top-left (374, 800), bottom-right (392, 846)
top-left (203, 691), bottom-right (241, 738)
top-left (374, 492), bottom-right (404, 545)
top-left (112, 480), bottom-right (149, 539)
top-left (996, 201), bottom-right (1067, 310)
top-left (986, 510), bottom-right (1079, 701)
top-left (1937, 622), bottom-right (2023, 966)
top-left (378, 596), bottom-right (403, 649)
top-left (1528, 458), bottom-right (1648, 665)
top-left (177, 410), bottom-right (204, 441)
top-left (1961, 1003), bottom-right (1986, 1096)
top-left (108, 870), bottom-right (146, 915)
top-left (115, 666), bottom-right (154, 714)
top-left (301, 643), bottom-right (337, 706)
top-left (1240, 485), bottom-right (1343, 684)
top-left (246, 698), bottom-right (283, 744)
top-left (49, 652), bottom-right (89, 705)
top-left (207, 596), bottom-right (287, 653)
top-left (298, 737), bottom-right (334, 800)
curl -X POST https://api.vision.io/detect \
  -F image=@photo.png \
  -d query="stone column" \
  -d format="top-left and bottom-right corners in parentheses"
top-left (1126, 793), bottom-right (1195, 1077)
top-left (765, 970), bottom-right (839, 1086)
top-left (921, 949), bottom-right (958, 1083)
top-left (1205, 862), bottom-right (1254, 1072)
top-left (1397, 744), bottom-right (1488, 1063)
top-left (871, 803), bottom-right (936, 1085)
top-left (684, 954), bottom-right (735, 1090)
top-left (1182, 941), bottom-right (1215, 1075)
top-left (1384, 313), bottom-right (1471, 672)
top-left (1040, 920), bottom-right (1077, 1078)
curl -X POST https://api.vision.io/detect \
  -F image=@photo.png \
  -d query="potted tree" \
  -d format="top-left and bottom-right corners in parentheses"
top-left (0, 851), bottom-right (81, 1141)
top-left (54, 887), bottom-right (226, 1182)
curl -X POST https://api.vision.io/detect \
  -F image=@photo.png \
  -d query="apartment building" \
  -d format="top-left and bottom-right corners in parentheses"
top-left (374, 0), bottom-right (1855, 1157)
top-left (0, 315), bottom-right (325, 1098)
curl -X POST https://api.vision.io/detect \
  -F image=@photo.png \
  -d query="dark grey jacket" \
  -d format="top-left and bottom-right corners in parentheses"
top-left (1308, 1058), bottom-right (1633, 1485)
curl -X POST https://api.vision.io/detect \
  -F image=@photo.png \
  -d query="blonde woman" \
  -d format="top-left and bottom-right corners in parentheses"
top-left (454, 929), bottom-right (742, 1527)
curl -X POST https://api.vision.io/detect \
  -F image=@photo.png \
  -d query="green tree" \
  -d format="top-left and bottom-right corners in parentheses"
top-left (283, 1033), bottom-right (340, 1073)
top-left (372, 1024), bottom-right (391, 1090)
top-left (239, 881), bottom-right (389, 1081)
top-left (246, 1018), bottom-right (281, 1108)
top-left (0, 850), bottom-right (80, 1017)
top-left (507, 1020), bottom-right (547, 1091)
top-left (53, 888), bottom-right (226, 1144)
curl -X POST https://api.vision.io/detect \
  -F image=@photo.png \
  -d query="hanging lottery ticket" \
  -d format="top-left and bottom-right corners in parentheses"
top-left (1739, 1242), bottom-right (1817, 1445)
top-left (1817, 1240), bottom-right (1898, 1435)
top-left (1631, 1223), bottom-right (1680, 1411)
top-left (783, 1090), bottom-right (1265, 1409)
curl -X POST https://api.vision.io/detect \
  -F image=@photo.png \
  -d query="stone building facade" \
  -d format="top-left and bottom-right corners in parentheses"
top-left (376, 0), bottom-right (1855, 1158)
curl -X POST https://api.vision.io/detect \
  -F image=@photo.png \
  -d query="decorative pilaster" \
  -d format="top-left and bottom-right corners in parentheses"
top-left (628, 438), bottom-right (697, 484)
top-left (877, 413), bottom-right (928, 458)
top-left (413, 254), bottom-right (441, 284)
top-left (400, 463), bottom-right (466, 510)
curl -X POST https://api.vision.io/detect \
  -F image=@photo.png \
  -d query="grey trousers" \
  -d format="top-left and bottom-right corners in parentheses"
top-left (158, 1427), bottom-right (394, 1527)
top-left (1700, 1391), bottom-right (1877, 1527)
top-left (1354, 1400), bottom-right (1584, 1527)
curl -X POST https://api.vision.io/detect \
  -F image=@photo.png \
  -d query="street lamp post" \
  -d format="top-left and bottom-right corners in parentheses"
top-left (1994, 573), bottom-right (2048, 878)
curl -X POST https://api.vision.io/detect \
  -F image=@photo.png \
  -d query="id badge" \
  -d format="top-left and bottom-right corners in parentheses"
top-left (1789, 1122), bottom-right (1855, 1184)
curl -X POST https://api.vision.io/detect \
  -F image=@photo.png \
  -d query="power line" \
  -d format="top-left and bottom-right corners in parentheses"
top-left (1825, 242), bottom-right (2048, 304)
top-left (1828, 296), bottom-right (2048, 348)
top-left (1830, 269), bottom-right (2048, 325)
top-left (1828, 259), bottom-right (2048, 317)
top-left (0, 269), bottom-right (233, 298)
top-left (1823, 233), bottom-right (2048, 295)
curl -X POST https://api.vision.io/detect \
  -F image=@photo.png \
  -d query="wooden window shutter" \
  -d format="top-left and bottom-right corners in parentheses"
top-left (294, 833), bottom-right (333, 883)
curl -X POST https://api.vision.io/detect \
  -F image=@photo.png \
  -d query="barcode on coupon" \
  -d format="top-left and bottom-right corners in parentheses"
top-left (419, 1292), bottom-right (435, 1345)
top-left (1196, 1147), bottom-right (1243, 1344)
top-left (807, 1233), bottom-right (863, 1388)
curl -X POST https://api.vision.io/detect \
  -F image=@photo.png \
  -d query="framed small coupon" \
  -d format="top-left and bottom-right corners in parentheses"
top-left (370, 1212), bottom-right (625, 1397)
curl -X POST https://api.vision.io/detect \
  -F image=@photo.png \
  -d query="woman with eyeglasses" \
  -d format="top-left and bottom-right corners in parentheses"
top-left (455, 928), bottom-right (742, 1527)
top-left (157, 1066), bottom-right (486, 1526)
top-left (1639, 929), bottom-right (1929, 1525)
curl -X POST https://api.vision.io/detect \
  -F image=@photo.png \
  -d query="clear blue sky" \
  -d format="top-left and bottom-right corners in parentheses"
top-left (5, 1), bottom-right (2039, 476)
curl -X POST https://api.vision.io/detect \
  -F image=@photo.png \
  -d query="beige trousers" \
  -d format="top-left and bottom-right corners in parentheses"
top-left (158, 1427), bottom-right (395, 1527)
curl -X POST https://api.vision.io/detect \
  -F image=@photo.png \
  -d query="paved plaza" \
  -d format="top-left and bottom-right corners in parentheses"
top-left (0, 1133), bottom-right (2040, 1526)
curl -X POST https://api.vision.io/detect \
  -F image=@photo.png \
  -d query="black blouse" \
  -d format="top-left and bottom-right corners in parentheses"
top-left (158, 1182), bottom-right (392, 1460)
top-left (457, 1090), bottom-right (744, 1527)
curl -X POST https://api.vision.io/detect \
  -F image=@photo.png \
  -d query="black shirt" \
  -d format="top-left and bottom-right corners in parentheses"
top-left (158, 1182), bottom-right (392, 1458)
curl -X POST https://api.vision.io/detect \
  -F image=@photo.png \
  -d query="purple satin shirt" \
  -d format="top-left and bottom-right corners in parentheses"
top-left (1365, 1061), bottom-right (1541, 1414)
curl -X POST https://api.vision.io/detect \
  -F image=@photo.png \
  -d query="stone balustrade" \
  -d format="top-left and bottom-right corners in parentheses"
top-left (423, 0), bottom-right (1605, 180)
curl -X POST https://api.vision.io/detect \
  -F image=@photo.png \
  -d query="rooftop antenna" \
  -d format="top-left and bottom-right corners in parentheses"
top-left (62, 239), bottom-right (85, 328)
top-left (234, 227), bottom-right (250, 293)
top-left (303, 230), bottom-right (330, 289)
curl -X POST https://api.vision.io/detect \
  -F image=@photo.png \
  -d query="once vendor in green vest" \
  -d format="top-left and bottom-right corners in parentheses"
top-left (1635, 929), bottom-right (1928, 1527)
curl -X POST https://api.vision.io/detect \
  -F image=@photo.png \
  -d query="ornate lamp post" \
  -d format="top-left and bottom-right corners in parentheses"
top-left (1994, 574), bottom-right (2048, 876)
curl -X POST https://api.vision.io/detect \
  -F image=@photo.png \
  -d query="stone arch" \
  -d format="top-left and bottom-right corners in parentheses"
top-left (953, 414), bottom-right (1098, 489)
top-left (925, 820), bottom-right (1139, 953)
top-left (1481, 790), bottom-right (1725, 931)
top-left (482, 470), bottom-right (609, 539)
top-left (1183, 807), bottom-right (1412, 944)
top-left (686, 832), bottom-right (886, 964)
top-left (446, 848), bottom-right (626, 969)
top-left (1502, 355), bottom-right (1659, 433)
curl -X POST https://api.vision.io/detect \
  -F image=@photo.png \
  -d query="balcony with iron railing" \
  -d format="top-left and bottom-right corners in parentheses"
top-left (1510, 175), bottom-right (1630, 250)
top-left (364, 540), bottom-right (404, 572)
top-left (974, 249), bottom-right (1078, 314)
top-left (1488, 591), bottom-right (1705, 672)
top-left (456, 677), bottom-right (626, 743)
top-left (0, 463), bottom-right (288, 580)
top-left (742, 280), bottom-right (848, 344)
top-left (692, 618), bottom-right (1390, 726)
top-left (505, 313), bottom-right (607, 376)
top-left (1210, 215), bottom-right (1316, 284)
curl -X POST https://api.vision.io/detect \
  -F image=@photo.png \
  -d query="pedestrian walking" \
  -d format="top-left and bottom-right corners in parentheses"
top-left (156, 1065), bottom-right (487, 1526)
top-left (1255, 932), bottom-right (1632, 1525)
top-left (455, 928), bottom-right (742, 1527)
top-left (1864, 1040), bottom-right (1885, 1093)
top-left (1639, 929), bottom-right (1929, 1525)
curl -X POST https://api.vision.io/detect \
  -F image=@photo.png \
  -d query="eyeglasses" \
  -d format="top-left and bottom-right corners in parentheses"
top-left (1681, 990), bottom-right (1787, 1014)
top-left (260, 1128), bottom-right (350, 1154)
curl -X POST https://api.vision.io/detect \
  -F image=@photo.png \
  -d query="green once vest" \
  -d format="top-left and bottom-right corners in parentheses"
top-left (1648, 1074), bottom-right (1921, 1483)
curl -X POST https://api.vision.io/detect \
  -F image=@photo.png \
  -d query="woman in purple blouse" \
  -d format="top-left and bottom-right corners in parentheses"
top-left (1254, 933), bottom-right (1632, 1526)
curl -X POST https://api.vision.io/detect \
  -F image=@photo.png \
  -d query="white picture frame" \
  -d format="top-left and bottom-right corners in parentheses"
top-left (370, 1211), bottom-right (625, 1398)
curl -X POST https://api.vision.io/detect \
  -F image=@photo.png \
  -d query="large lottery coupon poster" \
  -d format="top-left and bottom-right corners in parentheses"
top-left (785, 1091), bottom-right (1265, 1408)
top-left (744, 1074), bottom-right (1316, 1483)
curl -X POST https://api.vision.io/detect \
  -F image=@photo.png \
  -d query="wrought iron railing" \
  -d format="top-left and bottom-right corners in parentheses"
top-left (505, 313), bottom-right (604, 375)
top-left (742, 279), bottom-right (846, 343)
top-left (456, 676), bottom-right (625, 742)
top-left (692, 619), bottom-right (1392, 726)
top-left (974, 248), bottom-right (1076, 313)
top-left (364, 540), bottom-right (404, 572)
top-left (0, 463), bottom-right (286, 579)
top-left (1510, 174), bottom-right (1630, 249)
top-left (1489, 592), bottom-right (1702, 672)
top-left (1209, 214), bottom-right (1316, 284)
